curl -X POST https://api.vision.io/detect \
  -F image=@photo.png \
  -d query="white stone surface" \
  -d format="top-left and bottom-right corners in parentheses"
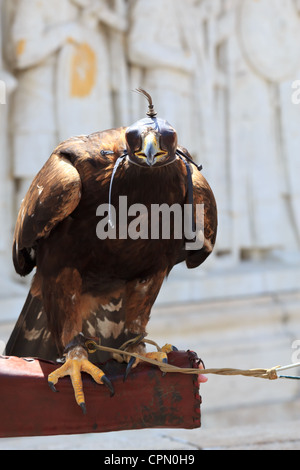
top-left (239, 0), bottom-right (300, 83)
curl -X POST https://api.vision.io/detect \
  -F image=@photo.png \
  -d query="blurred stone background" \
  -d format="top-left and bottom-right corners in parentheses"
top-left (0, 0), bottom-right (300, 449)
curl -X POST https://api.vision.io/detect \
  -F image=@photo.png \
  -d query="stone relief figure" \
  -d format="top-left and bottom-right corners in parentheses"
top-left (186, 0), bottom-right (233, 260)
top-left (128, 0), bottom-right (237, 263)
top-left (128, 0), bottom-right (197, 156)
top-left (6, 0), bottom-right (84, 207)
top-left (279, 80), bottom-right (300, 256)
top-left (185, 0), bottom-right (300, 263)
top-left (105, 0), bottom-right (130, 126)
top-left (56, 0), bottom-right (112, 142)
top-left (182, 0), bottom-right (224, 169)
top-left (57, 0), bottom-right (129, 140)
top-left (232, 0), bottom-right (300, 257)
top-left (7, 0), bottom-right (128, 210)
top-left (3, 0), bottom-right (300, 274)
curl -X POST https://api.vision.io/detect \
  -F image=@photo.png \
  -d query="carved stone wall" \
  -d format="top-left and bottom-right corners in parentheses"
top-left (1, 0), bottom-right (300, 307)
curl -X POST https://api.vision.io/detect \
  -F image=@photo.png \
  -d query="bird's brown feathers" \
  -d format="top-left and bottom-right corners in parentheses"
top-left (7, 123), bottom-right (217, 361)
top-left (13, 149), bottom-right (82, 276)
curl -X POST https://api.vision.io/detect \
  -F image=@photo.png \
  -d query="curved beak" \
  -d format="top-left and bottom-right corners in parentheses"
top-left (143, 133), bottom-right (160, 166)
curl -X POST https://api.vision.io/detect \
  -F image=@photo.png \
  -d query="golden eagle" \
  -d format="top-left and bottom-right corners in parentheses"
top-left (6, 89), bottom-right (217, 413)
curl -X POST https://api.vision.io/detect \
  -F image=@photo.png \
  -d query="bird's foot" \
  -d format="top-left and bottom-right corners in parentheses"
top-left (48, 345), bottom-right (114, 414)
top-left (123, 343), bottom-right (208, 385)
top-left (124, 343), bottom-right (177, 381)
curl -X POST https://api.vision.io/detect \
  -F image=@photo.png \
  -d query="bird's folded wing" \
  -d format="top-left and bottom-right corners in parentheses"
top-left (13, 152), bottom-right (82, 275)
top-left (184, 161), bottom-right (218, 269)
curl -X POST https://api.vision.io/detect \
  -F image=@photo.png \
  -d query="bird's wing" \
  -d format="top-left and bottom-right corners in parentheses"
top-left (185, 165), bottom-right (218, 268)
top-left (176, 148), bottom-right (218, 269)
top-left (13, 149), bottom-right (82, 276)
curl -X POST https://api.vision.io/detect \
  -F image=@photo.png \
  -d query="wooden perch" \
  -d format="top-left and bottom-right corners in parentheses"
top-left (0, 350), bottom-right (201, 438)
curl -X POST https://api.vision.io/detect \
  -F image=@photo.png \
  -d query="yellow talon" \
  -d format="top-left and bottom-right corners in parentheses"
top-left (144, 351), bottom-right (168, 363)
top-left (48, 346), bottom-right (114, 414)
top-left (161, 343), bottom-right (175, 354)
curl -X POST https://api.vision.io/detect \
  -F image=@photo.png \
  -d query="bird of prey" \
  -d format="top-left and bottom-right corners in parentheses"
top-left (6, 89), bottom-right (217, 413)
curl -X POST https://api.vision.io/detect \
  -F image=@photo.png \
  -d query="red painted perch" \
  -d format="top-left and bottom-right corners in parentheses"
top-left (0, 350), bottom-right (201, 438)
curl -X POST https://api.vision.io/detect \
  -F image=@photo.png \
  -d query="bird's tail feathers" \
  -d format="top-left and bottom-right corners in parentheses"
top-left (5, 291), bottom-right (59, 362)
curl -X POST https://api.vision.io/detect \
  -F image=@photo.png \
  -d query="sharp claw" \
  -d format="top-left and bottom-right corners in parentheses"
top-left (162, 356), bottom-right (168, 377)
top-left (80, 402), bottom-right (87, 415)
top-left (48, 381), bottom-right (58, 393)
top-left (101, 375), bottom-right (115, 397)
top-left (124, 356), bottom-right (136, 382)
